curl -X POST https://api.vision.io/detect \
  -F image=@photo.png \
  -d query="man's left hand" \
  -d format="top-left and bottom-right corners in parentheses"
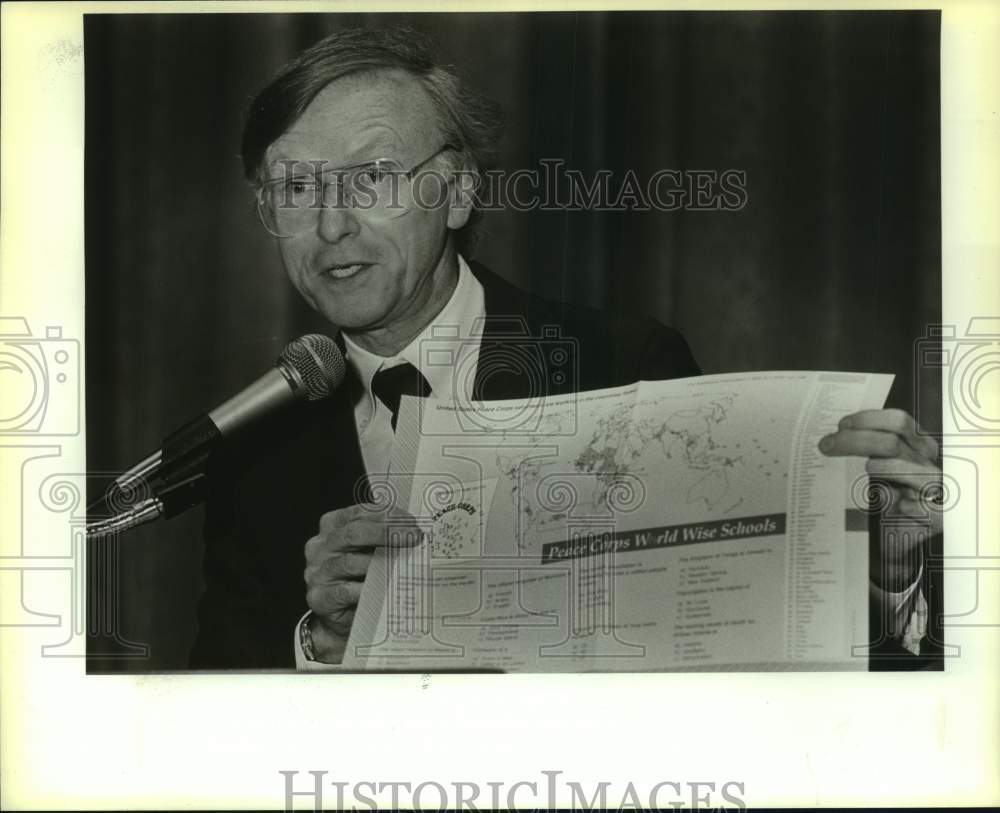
top-left (819, 408), bottom-right (942, 591)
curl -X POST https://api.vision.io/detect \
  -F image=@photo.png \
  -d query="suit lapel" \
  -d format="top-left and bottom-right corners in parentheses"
top-left (470, 261), bottom-right (574, 402)
top-left (323, 262), bottom-right (563, 508)
top-left (326, 333), bottom-right (372, 505)
top-left (472, 261), bottom-right (542, 401)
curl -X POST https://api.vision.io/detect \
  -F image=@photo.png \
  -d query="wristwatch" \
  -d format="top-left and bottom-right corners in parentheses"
top-left (299, 612), bottom-right (317, 662)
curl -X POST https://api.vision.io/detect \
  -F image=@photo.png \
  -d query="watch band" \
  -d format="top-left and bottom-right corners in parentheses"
top-left (299, 612), bottom-right (317, 662)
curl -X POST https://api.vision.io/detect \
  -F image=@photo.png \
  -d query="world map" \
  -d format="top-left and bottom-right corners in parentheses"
top-left (493, 393), bottom-right (785, 547)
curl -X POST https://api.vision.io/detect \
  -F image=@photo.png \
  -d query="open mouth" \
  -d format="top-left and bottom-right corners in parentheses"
top-left (323, 263), bottom-right (369, 280)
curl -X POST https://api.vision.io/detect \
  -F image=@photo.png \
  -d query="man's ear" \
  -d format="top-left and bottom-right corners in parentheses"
top-left (446, 161), bottom-right (478, 231)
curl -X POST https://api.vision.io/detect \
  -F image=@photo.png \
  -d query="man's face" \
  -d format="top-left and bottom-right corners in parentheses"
top-left (264, 70), bottom-right (466, 340)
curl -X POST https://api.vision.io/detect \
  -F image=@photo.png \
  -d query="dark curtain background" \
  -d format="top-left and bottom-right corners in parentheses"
top-left (85, 11), bottom-right (941, 671)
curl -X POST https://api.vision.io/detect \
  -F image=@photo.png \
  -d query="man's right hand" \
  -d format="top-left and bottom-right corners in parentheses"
top-left (303, 503), bottom-right (422, 664)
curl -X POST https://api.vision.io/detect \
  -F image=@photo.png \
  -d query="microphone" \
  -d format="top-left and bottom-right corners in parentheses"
top-left (87, 334), bottom-right (346, 538)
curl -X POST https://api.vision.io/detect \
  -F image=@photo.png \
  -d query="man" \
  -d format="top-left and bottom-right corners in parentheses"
top-left (190, 27), bottom-right (942, 670)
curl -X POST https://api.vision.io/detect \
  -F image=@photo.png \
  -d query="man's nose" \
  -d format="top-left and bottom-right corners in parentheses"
top-left (315, 203), bottom-right (360, 243)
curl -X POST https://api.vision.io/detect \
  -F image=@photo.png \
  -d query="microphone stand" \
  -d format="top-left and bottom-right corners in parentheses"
top-left (84, 333), bottom-right (345, 541)
top-left (85, 414), bottom-right (219, 540)
top-left (85, 497), bottom-right (164, 538)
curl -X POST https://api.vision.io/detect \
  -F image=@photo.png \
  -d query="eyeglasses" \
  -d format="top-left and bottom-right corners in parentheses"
top-left (256, 144), bottom-right (456, 238)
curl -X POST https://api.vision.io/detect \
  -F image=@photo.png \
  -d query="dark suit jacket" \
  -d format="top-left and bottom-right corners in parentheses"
top-left (189, 262), bottom-right (700, 669)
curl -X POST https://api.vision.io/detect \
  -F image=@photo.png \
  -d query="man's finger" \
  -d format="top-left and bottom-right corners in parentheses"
top-left (838, 409), bottom-right (938, 462)
top-left (306, 580), bottom-right (363, 615)
top-left (819, 428), bottom-right (927, 462)
top-left (897, 497), bottom-right (944, 536)
top-left (320, 607), bottom-right (356, 639)
top-left (339, 518), bottom-right (424, 550)
top-left (865, 456), bottom-right (942, 495)
top-left (318, 503), bottom-right (417, 534)
top-left (305, 523), bottom-right (381, 559)
top-left (306, 550), bottom-right (373, 584)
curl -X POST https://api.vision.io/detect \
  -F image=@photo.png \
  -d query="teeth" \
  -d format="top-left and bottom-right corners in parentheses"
top-left (327, 264), bottom-right (364, 279)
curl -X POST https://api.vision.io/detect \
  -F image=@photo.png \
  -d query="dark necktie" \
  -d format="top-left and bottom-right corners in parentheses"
top-left (370, 362), bottom-right (431, 431)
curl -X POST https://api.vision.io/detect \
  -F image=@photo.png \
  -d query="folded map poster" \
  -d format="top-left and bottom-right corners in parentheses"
top-left (344, 371), bottom-right (893, 672)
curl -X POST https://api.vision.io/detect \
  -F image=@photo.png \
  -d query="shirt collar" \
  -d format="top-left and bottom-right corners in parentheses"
top-left (342, 255), bottom-right (485, 409)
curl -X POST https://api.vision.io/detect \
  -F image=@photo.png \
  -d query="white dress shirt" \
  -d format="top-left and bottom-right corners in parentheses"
top-left (294, 255), bottom-right (926, 669)
top-left (342, 255), bottom-right (486, 477)
top-left (295, 255), bottom-right (485, 670)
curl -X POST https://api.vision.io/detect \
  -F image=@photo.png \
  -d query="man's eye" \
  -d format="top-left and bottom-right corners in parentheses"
top-left (287, 179), bottom-right (317, 195)
top-left (356, 166), bottom-right (390, 186)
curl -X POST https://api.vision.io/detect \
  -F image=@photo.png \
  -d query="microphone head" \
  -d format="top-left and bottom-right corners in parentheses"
top-left (278, 334), bottom-right (346, 401)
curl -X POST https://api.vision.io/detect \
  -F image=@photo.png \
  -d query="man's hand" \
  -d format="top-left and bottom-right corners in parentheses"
top-left (819, 408), bottom-right (943, 592)
top-left (303, 504), bottom-right (422, 664)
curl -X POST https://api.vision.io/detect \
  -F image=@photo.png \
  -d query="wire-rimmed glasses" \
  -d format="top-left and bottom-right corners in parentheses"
top-left (256, 144), bottom-right (456, 238)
